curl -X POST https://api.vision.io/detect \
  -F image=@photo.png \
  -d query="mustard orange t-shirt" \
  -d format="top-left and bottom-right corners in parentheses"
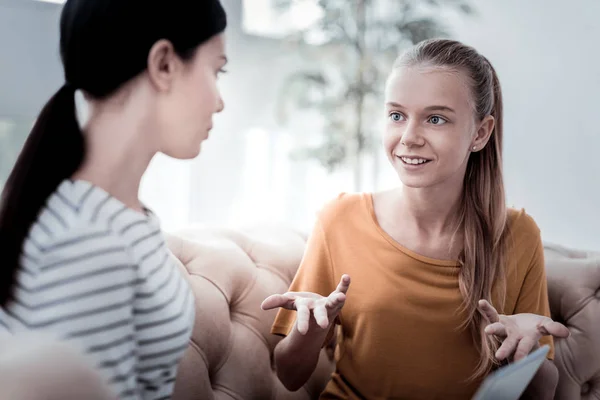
top-left (271, 193), bottom-right (554, 400)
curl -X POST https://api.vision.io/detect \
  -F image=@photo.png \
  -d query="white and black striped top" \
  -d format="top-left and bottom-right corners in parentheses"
top-left (0, 179), bottom-right (195, 400)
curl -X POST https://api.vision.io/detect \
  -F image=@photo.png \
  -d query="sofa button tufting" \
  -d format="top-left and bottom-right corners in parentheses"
top-left (553, 316), bottom-right (567, 328)
top-left (581, 382), bottom-right (590, 395)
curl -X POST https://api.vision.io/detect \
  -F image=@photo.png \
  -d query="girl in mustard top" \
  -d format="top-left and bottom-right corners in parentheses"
top-left (262, 39), bottom-right (570, 400)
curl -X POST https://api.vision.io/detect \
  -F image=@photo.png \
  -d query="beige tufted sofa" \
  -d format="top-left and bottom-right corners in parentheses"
top-left (167, 227), bottom-right (600, 400)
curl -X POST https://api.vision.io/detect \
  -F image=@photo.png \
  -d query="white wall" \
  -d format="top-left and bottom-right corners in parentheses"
top-left (449, 0), bottom-right (600, 250)
top-left (0, 0), bottom-right (62, 117)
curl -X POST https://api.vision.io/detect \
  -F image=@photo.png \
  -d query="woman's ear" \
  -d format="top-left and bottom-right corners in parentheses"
top-left (146, 39), bottom-right (181, 92)
top-left (471, 115), bottom-right (495, 151)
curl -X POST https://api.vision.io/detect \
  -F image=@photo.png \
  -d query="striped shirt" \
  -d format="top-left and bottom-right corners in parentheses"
top-left (0, 179), bottom-right (195, 400)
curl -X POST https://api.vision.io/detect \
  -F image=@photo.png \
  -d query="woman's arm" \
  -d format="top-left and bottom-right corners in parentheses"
top-left (273, 317), bottom-right (333, 391)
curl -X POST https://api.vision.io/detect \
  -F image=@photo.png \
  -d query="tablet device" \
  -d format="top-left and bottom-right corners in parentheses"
top-left (472, 344), bottom-right (550, 400)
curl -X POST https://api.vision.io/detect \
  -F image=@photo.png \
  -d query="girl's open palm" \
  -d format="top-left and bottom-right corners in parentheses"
top-left (261, 274), bottom-right (351, 335)
top-left (478, 300), bottom-right (570, 362)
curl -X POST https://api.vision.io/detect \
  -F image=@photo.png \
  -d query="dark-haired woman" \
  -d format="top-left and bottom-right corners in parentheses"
top-left (0, 1), bottom-right (228, 398)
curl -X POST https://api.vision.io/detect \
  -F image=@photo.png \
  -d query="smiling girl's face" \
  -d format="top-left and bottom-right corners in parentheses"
top-left (383, 65), bottom-right (494, 190)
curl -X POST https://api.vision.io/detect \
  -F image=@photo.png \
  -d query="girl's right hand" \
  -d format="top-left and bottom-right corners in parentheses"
top-left (261, 274), bottom-right (351, 335)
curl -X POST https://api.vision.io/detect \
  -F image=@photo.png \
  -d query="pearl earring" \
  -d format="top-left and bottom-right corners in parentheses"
top-left (472, 146), bottom-right (477, 151)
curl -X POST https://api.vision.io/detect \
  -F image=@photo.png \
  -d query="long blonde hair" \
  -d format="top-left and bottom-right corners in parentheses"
top-left (394, 39), bottom-right (509, 379)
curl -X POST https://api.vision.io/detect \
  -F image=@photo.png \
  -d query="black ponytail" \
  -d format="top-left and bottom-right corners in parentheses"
top-left (0, 84), bottom-right (83, 306)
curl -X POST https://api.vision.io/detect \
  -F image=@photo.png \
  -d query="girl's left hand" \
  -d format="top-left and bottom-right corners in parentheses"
top-left (478, 300), bottom-right (570, 362)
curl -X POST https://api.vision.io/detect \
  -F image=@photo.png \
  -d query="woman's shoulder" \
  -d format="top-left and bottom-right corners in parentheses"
top-left (25, 180), bottom-right (141, 265)
top-left (37, 179), bottom-right (160, 248)
top-left (25, 215), bottom-right (131, 270)
top-left (506, 207), bottom-right (542, 245)
top-left (317, 192), bottom-right (370, 226)
top-left (504, 207), bottom-right (545, 280)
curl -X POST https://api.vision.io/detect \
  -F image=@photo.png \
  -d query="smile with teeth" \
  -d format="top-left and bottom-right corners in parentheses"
top-left (399, 156), bottom-right (431, 165)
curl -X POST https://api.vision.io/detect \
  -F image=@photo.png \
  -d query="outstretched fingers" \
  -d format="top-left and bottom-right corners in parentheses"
top-left (296, 303), bottom-right (311, 335)
top-left (312, 305), bottom-right (329, 329)
top-left (484, 322), bottom-right (507, 338)
top-left (538, 319), bottom-right (571, 338)
top-left (495, 334), bottom-right (519, 361)
top-left (260, 294), bottom-right (295, 311)
top-left (324, 274), bottom-right (350, 312)
top-left (326, 291), bottom-right (346, 311)
top-left (478, 299), bottom-right (500, 324)
top-left (263, 275), bottom-right (351, 335)
top-left (513, 336), bottom-right (537, 362)
top-left (334, 274), bottom-right (351, 295)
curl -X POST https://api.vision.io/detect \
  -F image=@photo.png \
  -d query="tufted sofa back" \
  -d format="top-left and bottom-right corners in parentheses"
top-left (167, 227), bottom-right (600, 400)
top-left (544, 243), bottom-right (600, 400)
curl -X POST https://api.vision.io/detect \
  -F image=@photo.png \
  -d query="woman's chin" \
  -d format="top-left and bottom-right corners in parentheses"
top-left (397, 172), bottom-right (434, 189)
top-left (164, 143), bottom-right (202, 160)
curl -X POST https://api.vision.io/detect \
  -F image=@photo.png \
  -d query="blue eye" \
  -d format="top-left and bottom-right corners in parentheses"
top-left (429, 116), bottom-right (447, 125)
top-left (390, 112), bottom-right (404, 122)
